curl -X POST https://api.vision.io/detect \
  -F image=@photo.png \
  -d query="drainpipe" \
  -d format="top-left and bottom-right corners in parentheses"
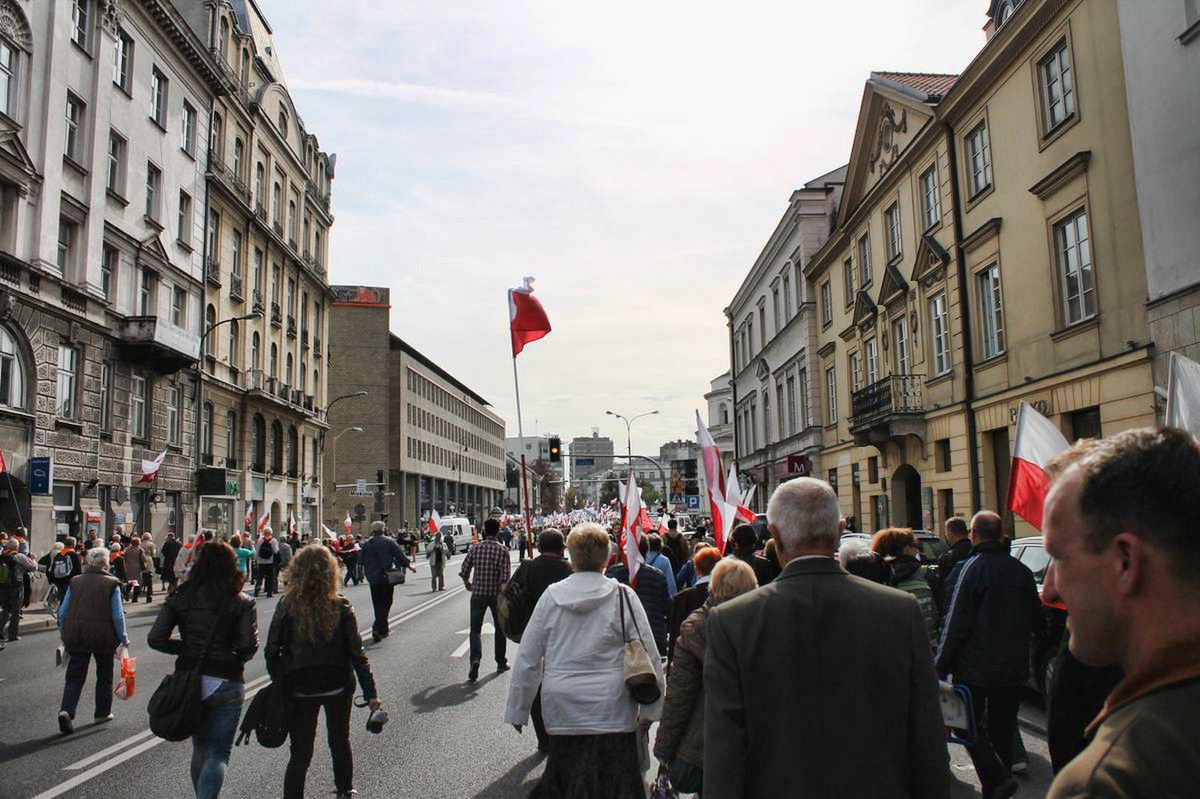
top-left (725, 306), bottom-right (739, 474)
top-left (944, 123), bottom-right (982, 513)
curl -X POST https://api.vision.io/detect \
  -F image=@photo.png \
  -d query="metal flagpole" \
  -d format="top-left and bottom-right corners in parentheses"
top-left (1, 451), bottom-right (24, 530)
top-left (511, 355), bottom-right (535, 559)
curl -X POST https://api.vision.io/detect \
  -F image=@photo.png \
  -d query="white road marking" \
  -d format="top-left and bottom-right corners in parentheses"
top-left (450, 623), bottom-right (495, 658)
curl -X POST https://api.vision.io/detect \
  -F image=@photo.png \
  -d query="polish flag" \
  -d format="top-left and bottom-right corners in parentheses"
top-left (617, 470), bottom-right (644, 588)
top-left (0, 449), bottom-right (6, 474)
top-left (321, 523), bottom-right (337, 539)
top-left (1007, 401), bottom-right (1070, 530)
top-left (508, 277), bottom-right (552, 357)
top-left (138, 449), bottom-right (168, 483)
top-left (1166, 352), bottom-right (1200, 439)
top-left (244, 505), bottom-right (254, 530)
top-left (657, 514), bottom-right (670, 535)
top-left (722, 464), bottom-right (756, 535)
top-left (696, 411), bottom-right (728, 551)
top-left (257, 510), bottom-right (271, 532)
top-left (428, 509), bottom-right (442, 535)
top-left (288, 512), bottom-right (296, 537)
top-left (344, 512), bottom-right (353, 535)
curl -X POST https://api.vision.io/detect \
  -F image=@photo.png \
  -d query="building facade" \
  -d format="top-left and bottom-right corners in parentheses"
top-left (568, 430), bottom-right (613, 504)
top-left (728, 166), bottom-right (845, 510)
top-left (0, 0), bottom-right (223, 546)
top-left (180, 0), bottom-right (335, 540)
top-left (325, 286), bottom-right (505, 533)
top-left (802, 0), bottom-right (1156, 536)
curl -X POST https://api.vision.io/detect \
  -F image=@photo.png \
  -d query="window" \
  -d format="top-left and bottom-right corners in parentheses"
top-left (65, 94), bottom-right (84, 161)
top-left (288, 200), bottom-right (297, 242)
top-left (758, 305), bottom-right (766, 349)
top-left (71, 0), bottom-right (89, 49)
top-left (782, 272), bottom-right (793, 319)
top-left (967, 122), bottom-right (992, 196)
top-left (979, 264), bottom-right (1005, 358)
top-left (226, 411), bottom-right (237, 464)
top-left (201, 402), bottom-right (213, 458)
top-left (253, 249), bottom-right (264, 296)
top-left (825, 366), bottom-right (838, 424)
top-left (0, 327), bottom-right (26, 409)
top-left (167, 385), bottom-right (180, 445)
top-left (271, 420), bottom-right (283, 473)
top-left (272, 182), bottom-right (281, 224)
top-left (865, 337), bottom-right (879, 385)
top-left (210, 113), bottom-right (222, 155)
top-left (106, 131), bottom-right (126, 195)
top-left (885, 202), bottom-right (902, 262)
top-left (251, 331), bottom-right (260, 369)
top-left (100, 245), bottom-right (116, 300)
top-left (868, 456), bottom-right (879, 483)
top-left (930, 293), bottom-right (951, 375)
top-left (1056, 209), bottom-right (1095, 324)
top-left (799, 368), bottom-right (810, 429)
top-left (178, 190), bottom-right (192, 245)
top-left (206, 208), bottom-right (218, 262)
top-left (937, 439), bottom-right (952, 472)
top-left (145, 163), bottom-right (161, 222)
top-left (858, 234), bottom-right (872, 285)
top-left (849, 352), bottom-right (861, 392)
top-left (150, 68), bottom-right (167, 127)
top-left (228, 320), bottom-right (239, 368)
top-left (181, 102), bottom-right (196, 155)
top-left (171, 286), bottom-right (186, 327)
top-left (252, 414), bottom-right (265, 470)
top-left (771, 286), bottom-right (781, 333)
top-left (893, 316), bottom-right (910, 374)
top-left (1070, 406), bottom-right (1101, 440)
top-left (763, 390), bottom-right (772, 444)
top-left (920, 166), bottom-right (940, 230)
top-left (219, 18), bottom-right (229, 58)
top-left (995, 0), bottom-right (1017, 27)
top-left (233, 138), bottom-right (244, 178)
top-left (747, 316), bottom-right (755, 355)
top-left (0, 41), bottom-right (17, 118)
top-left (278, 110), bottom-right (288, 138)
top-left (287, 426), bottom-right (297, 475)
top-left (99, 362), bottom-right (111, 431)
top-left (231, 230), bottom-right (242, 277)
top-left (57, 218), bottom-right (77, 273)
top-left (56, 344), bottom-right (78, 418)
top-left (285, 353), bottom-right (293, 386)
top-left (113, 30), bottom-right (132, 92)
top-left (843, 259), bottom-right (856, 305)
top-left (820, 281), bottom-right (832, 325)
top-left (254, 163), bottom-right (265, 206)
top-left (1040, 41), bottom-right (1075, 131)
top-left (270, 342), bottom-right (278, 377)
top-left (139, 269), bottom-right (153, 315)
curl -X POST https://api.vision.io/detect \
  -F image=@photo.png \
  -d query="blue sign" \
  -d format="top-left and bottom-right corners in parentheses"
top-left (29, 456), bottom-right (52, 495)
top-left (685, 494), bottom-right (700, 510)
top-left (575, 457), bottom-right (595, 467)
top-left (669, 493), bottom-right (684, 506)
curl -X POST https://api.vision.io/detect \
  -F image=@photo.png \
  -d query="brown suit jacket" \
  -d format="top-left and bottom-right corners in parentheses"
top-left (704, 556), bottom-right (948, 799)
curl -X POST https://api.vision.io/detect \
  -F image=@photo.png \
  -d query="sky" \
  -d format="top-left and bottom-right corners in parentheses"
top-left (262, 0), bottom-right (989, 457)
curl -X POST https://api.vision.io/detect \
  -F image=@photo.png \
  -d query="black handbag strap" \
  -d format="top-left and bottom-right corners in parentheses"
top-left (617, 584), bottom-right (643, 644)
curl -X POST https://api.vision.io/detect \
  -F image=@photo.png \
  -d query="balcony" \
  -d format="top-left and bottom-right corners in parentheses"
top-left (251, 289), bottom-right (264, 316)
top-left (61, 284), bottom-right (88, 315)
top-left (288, 237), bottom-right (298, 253)
top-left (272, 220), bottom-right (283, 237)
top-left (312, 337), bottom-right (322, 356)
top-left (230, 273), bottom-right (243, 301)
top-left (849, 374), bottom-right (926, 446)
top-left (254, 203), bottom-right (267, 222)
top-left (303, 394), bottom-right (315, 412)
top-left (206, 152), bottom-right (250, 205)
top-left (204, 257), bottom-right (221, 286)
top-left (286, 315), bottom-right (296, 337)
top-left (290, 388), bottom-right (303, 405)
top-left (116, 316), bottom-right (201, 374)
top-left (276, 381), bottom-right (290, 401)
top-left (301, 329), bottom-right (309, 349)
top-left (270, 302), bottom-right (282, 327)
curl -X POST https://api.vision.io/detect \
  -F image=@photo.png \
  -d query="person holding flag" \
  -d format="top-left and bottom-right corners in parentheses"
top-left (605, 471), bottom-right (671, 656)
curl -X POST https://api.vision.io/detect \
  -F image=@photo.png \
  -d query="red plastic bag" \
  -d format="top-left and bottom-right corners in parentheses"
top-left (114, 647), bottom-right (137, 700)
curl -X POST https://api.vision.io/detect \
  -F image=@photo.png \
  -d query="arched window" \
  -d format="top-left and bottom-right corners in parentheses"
top-left (226, 410), bottom-right (237, 466)
top-left (205, 304), bottom-right (216, 334)
top-left (202, 402), bottom-right (214, 458)
top-left (278, 110), bottom-right (288, 138)
top-left (313, 369), bottom-right (319, 402)
top-left (270, 342), bottom-right (278, 377)
top-left (254, 163), bottom-right (265, 206)
top-left (219, 18), bottom-right (229, 58)
top-left (287, 425), bottom-right (297, 476)
top-left (233, 138), bottom-right (244, 178)
top-left (271, 419), bottom-right (283, 473)
top-left (251, 331), bottom-right (260, 370)
top-left (272, 182), bottom-right (281, 224)
top-left (285, 352), bottom-right (293, 386)
top-left (0, 326), bottom-right (28, 409)
top-left (252, 414), bottom-right (265, 471)
top-left (721, 404), bottom-right (729, 425)
top-left (240, 49), bottom-right (249, 87)
top-left (299, 360), bottom-right (306, 392)
top-left (228, 320), bottom-right (239, 368)
top-left (211, 112), bottom-right (222, 155)
top-left (287, 200), bottom-right (296, 241)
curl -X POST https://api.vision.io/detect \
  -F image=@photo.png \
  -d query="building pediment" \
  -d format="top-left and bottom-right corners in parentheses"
top-left (0, 121), bottom-right (39, 191)
top-left (852, 290), bottom-right (878, 333)
top-left (137, 232), bottom-right (171, 271)
top-left (878, 263), bottom-right (910, 308)
top-left (755, 357), bottom-right (771, 381)
top-left (911, 233), bottom-right (951, 288)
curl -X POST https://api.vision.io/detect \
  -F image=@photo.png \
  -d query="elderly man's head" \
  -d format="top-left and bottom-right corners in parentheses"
top-left (370, 521), bottom-right (386, 536)
top-left (766, 477), bottom-right (843, 561)
top-left (85, 547), bottom-right (111, 571)
top-left (1044, 427), bottom-right (1200, 670)
top-left (969, 511), bottom-right (1003, 544)
top-left (1, 539), bottom-right (17, 552)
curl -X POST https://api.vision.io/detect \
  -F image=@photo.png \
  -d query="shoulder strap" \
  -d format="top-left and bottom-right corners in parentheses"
top-left (618, 585), bottom-right (644, 643)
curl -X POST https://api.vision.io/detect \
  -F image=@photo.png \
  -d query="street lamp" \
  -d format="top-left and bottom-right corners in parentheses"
top-left (605, 409), bottom-right (659, 460)
top-left (324, 389), bottom-right (368, 419)
top-left (194, 309), bottom-right (264, 473)
top-left (329, 426), bottom-right (364, 509)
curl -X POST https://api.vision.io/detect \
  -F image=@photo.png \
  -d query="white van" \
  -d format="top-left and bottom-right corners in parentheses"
top-left (436, 517), bottom-right (475, 555)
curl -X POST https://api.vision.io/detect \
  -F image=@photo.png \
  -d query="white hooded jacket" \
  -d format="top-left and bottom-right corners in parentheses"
top-left (504, 570), bottom-right (664, 735)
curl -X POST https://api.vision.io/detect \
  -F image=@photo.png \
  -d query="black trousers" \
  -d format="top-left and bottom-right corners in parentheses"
top-left (60, 650), bottom-right (114, 718)
top-left (530, 685), bottom-right (549, 750)
top-left (0, 587), bottom-right (22, 640)
top-left (960, 683), bottom-right (1020, 790)
top-left (254, 563), bottom-right (277, 596)
top-left (285, 691), bottom-right (353, 798)
top-left (368, 579), bottom-right (394, 636)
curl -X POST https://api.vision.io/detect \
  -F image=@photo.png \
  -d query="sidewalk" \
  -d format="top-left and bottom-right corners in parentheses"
top-left (17, 598), bottom-right (162, 636)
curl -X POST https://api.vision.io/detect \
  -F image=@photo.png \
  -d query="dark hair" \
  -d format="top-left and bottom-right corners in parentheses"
top-left (646, 533), bottom-right (663, 552)
top-left (845, 551), bottom-right (891, 584)
top-left (971, 511), bottom-right (1003, 542)
top-left (667, 519), bottom-right (678, 531)
top-left (945, 517), bottom-right (968, 539)
top-left (763, 538), bottom-right (779, 567)
top-left (730, 524), bottom-right (756, 551)
top-left (483, 518), bottom-right (500, 538)
top-left (1073, 427), bottom-right (1200, 583)
top-left (179, 542), bottom-right (244, 600)
top-left (537, 528), bottom-right (565, 553)
top-left (638, 536), bottom-right (649, 557)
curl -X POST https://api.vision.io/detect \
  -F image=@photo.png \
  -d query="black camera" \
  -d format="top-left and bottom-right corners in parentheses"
top-left (366, 708), bottom-right (388, 734)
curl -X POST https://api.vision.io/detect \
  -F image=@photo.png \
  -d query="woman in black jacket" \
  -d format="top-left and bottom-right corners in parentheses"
top-left (148, 541), bottom-right (258, 799)
top-left (267, 544), bottom-right (379, 799)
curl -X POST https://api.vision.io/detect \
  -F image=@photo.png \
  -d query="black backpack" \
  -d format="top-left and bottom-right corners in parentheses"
top-left (0, 554), bottom-right (17, 587)
top-left (257, 539), bottom-right (273, 560)
top-left (497, 564), bottom-right (533, 643)
top-left (235, 681), bottom-right (289, 748)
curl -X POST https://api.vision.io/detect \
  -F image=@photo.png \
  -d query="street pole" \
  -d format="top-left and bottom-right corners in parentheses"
top-left (510, 356), bottom-right (535, 558)
top-left (329, 426), bottom-right (363, 522)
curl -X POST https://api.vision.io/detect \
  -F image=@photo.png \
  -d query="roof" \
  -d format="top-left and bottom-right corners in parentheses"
top-left (387, 334), bottom-right (492, 408)
top-left (872, 71), bottom-right (959, 100)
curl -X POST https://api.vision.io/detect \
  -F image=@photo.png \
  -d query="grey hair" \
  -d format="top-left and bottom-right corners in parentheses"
top-left (837, 536), bottom-right (870, 569)
top-left (371, 521), bottom-right (387, 535)
top-left (85, 547), bottom-right (110, 570)
top-left (767, 477), bottom-right (842, 551)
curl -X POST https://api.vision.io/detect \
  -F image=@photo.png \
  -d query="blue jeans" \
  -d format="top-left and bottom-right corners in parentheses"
top-left (190, 680), bottom-right (245, 799)
top-left (469, 593), bottom-right (506, 666)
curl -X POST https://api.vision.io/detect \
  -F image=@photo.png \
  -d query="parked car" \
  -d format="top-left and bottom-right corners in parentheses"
top-left (909, 530), bottom-right (950, 562)
top-left (1010, 536), bottom-right (1067, 696)
top-left (436, 517), bottom-right (476, 555)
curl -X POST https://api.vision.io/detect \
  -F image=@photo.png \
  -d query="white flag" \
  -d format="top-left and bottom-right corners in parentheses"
top-left (1165, 352), bottom-right (1200, 439)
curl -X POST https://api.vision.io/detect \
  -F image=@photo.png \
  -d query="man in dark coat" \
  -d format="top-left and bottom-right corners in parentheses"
top-left (661, 519), bottom-right (690, 580)
top-left (159, 532), bottom-right (181, 594)
top-left (606, 537), bottom-right (671, 656)
top-left (704, 478), bottom-right (948, 799)
top-left (359, 522), bottom-right (414, 642)
top-left (934, 516), bottom-right (972, 618)
top-left (729, 524), bottom-right (775, 587)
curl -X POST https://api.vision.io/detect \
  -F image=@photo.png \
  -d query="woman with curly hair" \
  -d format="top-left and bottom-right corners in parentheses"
top-left (266, 545), bottom-right (380, 799)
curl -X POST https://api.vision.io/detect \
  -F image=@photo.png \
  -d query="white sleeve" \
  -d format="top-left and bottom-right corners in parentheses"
top-left (503, 593), bottom-right (552, 726)
top-left (625, 584), bottom-right (666, 722)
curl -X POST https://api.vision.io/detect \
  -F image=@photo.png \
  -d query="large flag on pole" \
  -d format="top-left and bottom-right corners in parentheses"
top-left (617, 470), bottom-right (644, 588)
top-left (138, 449), bottom-right (168, 483)
top-left (244, 505), bottom-right (253, 530)
top-left (288, 512), bottom-right (296, 537)
top-left (508, 277), bottom-right (552, 357)
top-left (722, 463), bottom-right (755, 537)
top-left (1007, 401), bottom-right (1070, 530)
top-left (1166, 352), bottom-right (1200, 439)
top-left (696, 411), bottom-right (728, 551)
top-left (321, 523), bottom-right (337, 539)
top-left (428, 509), bottom-right (442, 535)
top-left (257, 510), bottom-right (271, 532)
top-left (344, 512), bottom-right (353, 536)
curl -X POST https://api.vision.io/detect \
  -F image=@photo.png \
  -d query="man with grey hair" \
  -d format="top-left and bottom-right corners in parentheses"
top-left (56, 547), bottom-right (129, 734)
top-left (704, 477), bottom-right (948, 798)
top-left (359, 520), bottom-right (414, 642)
top-left (0, 539), bottom-right (38, 645)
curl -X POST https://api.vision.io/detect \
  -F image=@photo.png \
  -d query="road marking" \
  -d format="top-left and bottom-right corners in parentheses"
top-left (450, 623), bottom-right (495, 658)
top-left (37, 588), bottom-right (466, 799)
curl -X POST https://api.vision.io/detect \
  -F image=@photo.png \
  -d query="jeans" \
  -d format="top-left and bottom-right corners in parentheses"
top-left (254, 563), bottom-right (277, 596)
top-left (190, 680), bottom-right (244, 799)
top-left (468, 593), bottom-right (506, 666)
top-left (959, 683), bottom-right (1021, 791)
top-left (0, 587), bottom-right (22, 640)
top-left (285, 691), bottom-right (354, 798)
top-left (60, 650), bottom-right (115, 719)
top-left (368, 579), bottom-right (395, 636)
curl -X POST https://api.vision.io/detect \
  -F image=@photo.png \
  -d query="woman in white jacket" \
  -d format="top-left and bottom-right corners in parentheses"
top-left (505, 522), bottom-right (664, 798)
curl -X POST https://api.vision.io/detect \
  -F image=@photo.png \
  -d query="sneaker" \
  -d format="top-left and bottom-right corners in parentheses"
top-left (94, 713), bottom-right (114, 724)
top-left (496, 662), bottom-right (510, 674)
top-left (58, 711), bottom-right (74, 735)
top-left (468, 661), bottom-right (480, 682)
top-left (336, 791), bottom-right (358, 799)
top-left (1011, 760), bottom-right (1028, 775)
top-left (5, 636), bottom-right (18, 642)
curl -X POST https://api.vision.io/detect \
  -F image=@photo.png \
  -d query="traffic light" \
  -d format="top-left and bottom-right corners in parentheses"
top-left (548, 436), bottom-right (561, 463)
top-left (376, 469), bottom-right (385, 485)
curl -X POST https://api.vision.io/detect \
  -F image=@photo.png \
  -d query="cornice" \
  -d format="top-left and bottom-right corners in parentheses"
top-left (962, 217), bottom-right (1003, 253)
top-left (1029, 150), bottom-right (1091, 200)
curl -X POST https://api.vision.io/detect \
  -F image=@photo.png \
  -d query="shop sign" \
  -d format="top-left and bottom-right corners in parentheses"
top-left (29, 456), bottom-right (52, 494)
top-left (1010, 398), bottom-right (1052, 424)
top-left (225, 481), bottom-right (240, 496)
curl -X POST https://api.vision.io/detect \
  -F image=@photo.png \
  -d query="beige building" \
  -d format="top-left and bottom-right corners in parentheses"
top-left (180, 1), bottom-right (334, 538)
top-left (803, 0), bottom-right (1156, 536)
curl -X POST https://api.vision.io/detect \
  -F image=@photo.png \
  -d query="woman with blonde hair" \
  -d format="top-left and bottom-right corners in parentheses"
top-left (654, 558), bottom-right (758, 795)
top-left (266, 545), bottom-right (379, 799)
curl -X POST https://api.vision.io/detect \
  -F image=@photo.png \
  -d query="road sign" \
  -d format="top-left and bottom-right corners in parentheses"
top-left (575, 457), bottom-right (595, 467)
top-left (356, 478), bottom-right (367, 492)
top-left (669, 493), bottom-right (684, 506)
top-left (685, 495), bottom-right (700, 510)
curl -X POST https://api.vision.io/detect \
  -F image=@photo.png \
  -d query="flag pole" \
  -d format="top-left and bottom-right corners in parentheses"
top-left (0, 451), bottom-right (24, 531)
top-left (511, 353), bottom-right (535, 559)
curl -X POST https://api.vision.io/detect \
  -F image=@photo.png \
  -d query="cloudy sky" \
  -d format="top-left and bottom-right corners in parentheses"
top-left (262, 0), bottom-right (988, 456)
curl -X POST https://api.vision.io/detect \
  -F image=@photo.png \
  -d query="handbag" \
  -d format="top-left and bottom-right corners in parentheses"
top-left (235, 681), bottom-right (289, 748)
top-left (385, 568), bottom-right (407, 585)
top-left (147, 597), bottom-right (231, 742)
top-left (650, 763), bottom-right (680, 799)
top-left (618, 586), bottom-right (661, 705)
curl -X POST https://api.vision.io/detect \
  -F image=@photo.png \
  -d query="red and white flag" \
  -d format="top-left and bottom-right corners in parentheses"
top-left (1007, 401), bottom-right (1070, 530)
top-left (343, 512), bottom-right (353, 535)
top-left (244, 505), bottom-right (254, 530)
top-left (321, 523), bottom-right (337, 539)
top-left (138, 449), bottom-right (168, 484)
top-left (0, 449), bottom-right (6, 474)
top-left (257, 510), bottom-right (271, 532)
top-left (428, 509), bottom-right (442, 535)
top-left (288, 512), bottom-right (296, 537)
top-left (617, 470), bottom-right (644, 588)
top-left (656, 514), bottom-right (670, 535)
top-left (508, 277), bottom-right (552, 357)
top-left (696, 411), bottom-right (728, 551)
top-left (722, 463), bottom-right (755, 535)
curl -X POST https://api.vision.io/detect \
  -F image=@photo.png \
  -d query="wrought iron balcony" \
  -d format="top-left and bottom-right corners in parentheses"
top-left (286, 315), bottom-right (296, 337)
top-left (849, 374), bottom-right (926, 446)
top-left (230, 273), bottom-right (243, 301)
top-left (301, 329), bottom-right (309, 349)
top-left (270, 302), bottom-right (282, 326)
top-left (204, 257), bottom-right (221, 286)
top-left (206, 152), bottom-right (250, 205)
top-left (312, 337), bottom-right (322, 356)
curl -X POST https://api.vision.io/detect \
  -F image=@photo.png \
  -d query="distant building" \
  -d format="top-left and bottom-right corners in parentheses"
top-left (569, 430), bottom-right (613, 503)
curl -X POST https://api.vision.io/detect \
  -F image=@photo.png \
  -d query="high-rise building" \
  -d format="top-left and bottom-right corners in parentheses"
top-left (568, 430), bottom-right (613, 503)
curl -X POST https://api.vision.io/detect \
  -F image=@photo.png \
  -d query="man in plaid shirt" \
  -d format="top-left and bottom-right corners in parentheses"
top-left (460, 517), bottom-right (511, 682)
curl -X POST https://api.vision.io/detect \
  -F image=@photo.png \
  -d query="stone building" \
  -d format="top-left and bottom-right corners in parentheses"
top-left (568, 431), bottom-right (613, 504)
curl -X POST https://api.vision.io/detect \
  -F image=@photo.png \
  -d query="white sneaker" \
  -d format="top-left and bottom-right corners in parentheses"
top-left (1011, 760), bottom-right (1028, 774)
top-left (58, 711), bottom-right (74, 735)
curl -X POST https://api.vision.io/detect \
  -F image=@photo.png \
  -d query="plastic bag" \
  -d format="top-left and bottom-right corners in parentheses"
top-left (650, 764), bottom-right (679, 799)
top-left (114, 647), bottom-right (137, 700)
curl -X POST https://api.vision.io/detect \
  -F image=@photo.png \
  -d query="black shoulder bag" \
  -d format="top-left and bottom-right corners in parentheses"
top-left (147, 596), bottom-right (232, 742)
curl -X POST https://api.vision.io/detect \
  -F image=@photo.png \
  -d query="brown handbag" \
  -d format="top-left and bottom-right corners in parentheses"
top-left (618, 586), bottom-right (661, 705)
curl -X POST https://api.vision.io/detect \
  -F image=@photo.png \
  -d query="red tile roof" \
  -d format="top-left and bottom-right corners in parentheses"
top-left (874, 71), bottom-right (959, 98)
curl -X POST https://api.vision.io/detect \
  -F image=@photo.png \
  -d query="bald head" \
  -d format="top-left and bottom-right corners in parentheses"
top-left (971, 510), bottom-right (1003, 543)
top-left (767, 477), bottom-right (843, 559)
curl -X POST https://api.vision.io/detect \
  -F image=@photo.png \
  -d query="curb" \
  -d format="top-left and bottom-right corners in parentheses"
top-left (17, 601), bottom-right (162, 636)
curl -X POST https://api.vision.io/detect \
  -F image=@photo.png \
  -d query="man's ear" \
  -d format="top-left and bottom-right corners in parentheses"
top-left (1112, 532), bottom-right (1147, 598)
top-left (839, 518), bottom-right (847, 535)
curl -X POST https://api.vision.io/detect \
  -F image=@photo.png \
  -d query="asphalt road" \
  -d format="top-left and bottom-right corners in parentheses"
top-left (0, 553), bottom-right (1054, 799)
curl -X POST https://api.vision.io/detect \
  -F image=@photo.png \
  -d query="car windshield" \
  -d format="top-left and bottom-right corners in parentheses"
top-left (1019, 544), bottom-right (1051, 583)
top-left (917, 538), bottom-right (949, 561)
